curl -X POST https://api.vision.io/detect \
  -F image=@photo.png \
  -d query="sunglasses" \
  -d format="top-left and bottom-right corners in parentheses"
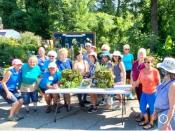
top-left (124, 49), bottom-right (130, 50)
top-left (144, 61), bottom-right (151, 64)
top-left (49, 56), bottom-right (54, 58)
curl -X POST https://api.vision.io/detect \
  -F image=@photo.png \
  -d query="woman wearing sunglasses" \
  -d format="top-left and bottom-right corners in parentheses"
top-left (132, 56), bottom-right (160, 129)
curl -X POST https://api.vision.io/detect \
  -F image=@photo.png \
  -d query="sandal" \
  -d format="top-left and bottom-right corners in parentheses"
top-left (138, 121), bottom-right (149, 126)
top-left (143, 123), bottom-right (154, 130)
top-left (135, 117), bottom-right (143, 122)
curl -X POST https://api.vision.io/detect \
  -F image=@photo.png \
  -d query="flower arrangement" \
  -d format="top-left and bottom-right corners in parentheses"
top-left (59, 69), bottom-right (83, 88)
top-left (94, 65), bottom-right (114, 88)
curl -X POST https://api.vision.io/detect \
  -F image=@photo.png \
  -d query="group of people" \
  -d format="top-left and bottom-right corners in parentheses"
top-left (0, 42), bottom-right (174, 131)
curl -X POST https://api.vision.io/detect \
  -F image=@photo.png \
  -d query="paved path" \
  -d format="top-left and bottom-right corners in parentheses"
top-left (0, 96), bottom-right (158, 131)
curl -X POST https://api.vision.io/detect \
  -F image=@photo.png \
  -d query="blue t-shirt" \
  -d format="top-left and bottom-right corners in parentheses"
top-left (123, 53), bottom-right (134, 71)
top-left (21, 63), bottom-right (41, 84)
top-left (0, 68), bottom-right (21, 91)
top-left (39, 71), bottom-right (62, 90)
top-left (56, 59), bottom-right (72, 71)
top-left (37, 55), bottom-right (48, 74)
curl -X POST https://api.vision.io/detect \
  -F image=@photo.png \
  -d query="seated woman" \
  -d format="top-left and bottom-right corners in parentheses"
top-left (39, 62), bottom-right (61, 113)
top-left (0, 59), bottom-right (23, 121)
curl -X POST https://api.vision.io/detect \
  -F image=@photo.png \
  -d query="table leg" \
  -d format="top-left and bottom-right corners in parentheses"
top-left (121, 94), bottom-right (124, 125)
top-left (54, 102), bottom-right (59, 122)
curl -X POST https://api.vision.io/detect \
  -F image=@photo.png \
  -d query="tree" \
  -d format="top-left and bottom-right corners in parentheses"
top-left (151, 0), bottom-right (158, 34)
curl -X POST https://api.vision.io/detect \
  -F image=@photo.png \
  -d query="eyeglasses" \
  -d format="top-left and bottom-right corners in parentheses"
top-left (49, 56), bottom-right (54, 58)
top-left (144, 61), bottom-right (151, 64)
top-left (124, 49), bottom-right (130, 50)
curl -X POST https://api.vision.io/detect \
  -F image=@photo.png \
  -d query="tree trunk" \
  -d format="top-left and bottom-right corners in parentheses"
top-left (151, 0), bottom-right (158, 35)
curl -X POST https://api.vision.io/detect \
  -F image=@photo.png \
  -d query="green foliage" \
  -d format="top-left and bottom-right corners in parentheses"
top-left (94, 65), bottom-right (114, 88)
top-left (0, 32), bottom-right (41, 67)
top-left (59, 69), bottom-right (83, 88)
top-left (1, 0), bottom-right (175, 59)
top-left (0, 37), bottom-right (26, 66)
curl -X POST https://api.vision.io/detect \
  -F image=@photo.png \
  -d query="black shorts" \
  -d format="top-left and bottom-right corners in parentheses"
top-left (126, 70), bottom-right (131, 80)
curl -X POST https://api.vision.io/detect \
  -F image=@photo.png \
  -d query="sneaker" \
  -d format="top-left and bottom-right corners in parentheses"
top-left (15, 114), bottom-right (24, 121)
top-left (7, 116), bottom-right (17, 121)
top-left (88, 107), bottom-right (97, 113)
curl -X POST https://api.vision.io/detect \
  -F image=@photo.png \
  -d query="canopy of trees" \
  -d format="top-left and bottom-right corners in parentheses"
top-left (0, 0), bottom-right (175, 58)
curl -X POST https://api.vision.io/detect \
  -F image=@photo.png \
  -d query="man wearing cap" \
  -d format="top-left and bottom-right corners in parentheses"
top-left (0, 59), bottom-right (24, 121)
top-left (39, 62), bottom-right (61, 113)
top-left (154, 57), bottom-right (175, 130)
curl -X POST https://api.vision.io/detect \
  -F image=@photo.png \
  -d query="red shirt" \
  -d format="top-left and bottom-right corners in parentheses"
top-left (132, 60), bottom-right (145, 81)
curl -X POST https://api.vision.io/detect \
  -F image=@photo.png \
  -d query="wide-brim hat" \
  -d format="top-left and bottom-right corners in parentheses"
top-left (157, 57), bottom-right (175, 74)
top-left (88, 52), bottom-right (97, 60)
top-left (112, 51), bottom-right (123, 58)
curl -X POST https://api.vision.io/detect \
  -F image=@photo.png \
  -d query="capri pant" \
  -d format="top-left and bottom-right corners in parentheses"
top-left (21, 90), bottom-right (38, 105)
top-left (140, 92), bottom-right (156, 115)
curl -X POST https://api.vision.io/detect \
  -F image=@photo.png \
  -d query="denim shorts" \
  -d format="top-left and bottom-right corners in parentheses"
top-left (0, 89), bottom-right (22, 104)
top-left (21, 90), bottom-right (38, 105)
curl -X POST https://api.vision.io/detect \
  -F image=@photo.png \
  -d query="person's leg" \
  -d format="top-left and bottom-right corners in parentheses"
top-left (146, 92), bottom-right (156, 125)
top-left (77, 94), bottom-right (84, 107)
top-left (139, 93), bottom-right (149, 124)
top-left (64, 94), bottom-right (70, 105)
top-left (31, 90), bottom-right (38, 111)
top-left (21, 92), bottom-right (30, 112)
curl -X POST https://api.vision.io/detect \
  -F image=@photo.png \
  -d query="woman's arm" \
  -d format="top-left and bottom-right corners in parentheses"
top-left (161, 83), bottom-right (175, 130)
top-left (73, 61), bottom-right (78, 70)
top-left (119, 62), bottom-right (126, 84)
top-left (1, 71), bottom-right (13, 99)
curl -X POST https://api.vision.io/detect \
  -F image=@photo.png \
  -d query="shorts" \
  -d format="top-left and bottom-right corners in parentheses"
top-left (0, 89), bottom-right (22, 104)
top-left (126, 70), bottom-right (131, 80)
top-left (21, 90), bottom-right (38, 105)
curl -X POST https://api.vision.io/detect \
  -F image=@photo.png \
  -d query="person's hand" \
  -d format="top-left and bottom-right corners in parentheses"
top-left (7, 91), bottom-right (13, 99)
top-left (53, 84), bottom-right (58, 89)
top-left (161, 124), bottom-right (169, 131)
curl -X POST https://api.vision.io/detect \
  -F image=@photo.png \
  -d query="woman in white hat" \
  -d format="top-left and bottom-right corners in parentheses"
top-left (112, 51), bottom-right (126, 109)
top-left (39, 62), bottom-right (61, 113)
top-left (43, 50), bottom-right (57, 72)
top-left (154, 57), bottom-right (175, 130)
top-left (87, 52), bottom-right (100, 113)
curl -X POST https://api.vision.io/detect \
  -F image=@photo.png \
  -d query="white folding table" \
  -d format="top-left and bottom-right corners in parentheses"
top-left (45, 84), bottom-right (132, 124)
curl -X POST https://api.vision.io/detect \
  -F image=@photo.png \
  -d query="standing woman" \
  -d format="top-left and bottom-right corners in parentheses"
top-left (87, 52), bottom-right (100, 113)
top-left (44, 50), bottom-right (57, 71)
top-left (154, 57), bottom-right (175, 130)
top-left (37, 47), bottom-right (48, 75)
top-left (20, 56), bottom-right (41, 112)
top-left (112, 51), bottom-right (126, 108)
top-left (122, 44), bottom-right (134, 84)
top-left (0, 59), bottom-right (23, 121)
top-left (73, 51), bottom-right (89, 107)
top-left (56, 48), bottom-right (72, 111)
top-left (131, 48), bottom-right (146, 121)
top-left (132, 56), bottom-right (160, 129)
